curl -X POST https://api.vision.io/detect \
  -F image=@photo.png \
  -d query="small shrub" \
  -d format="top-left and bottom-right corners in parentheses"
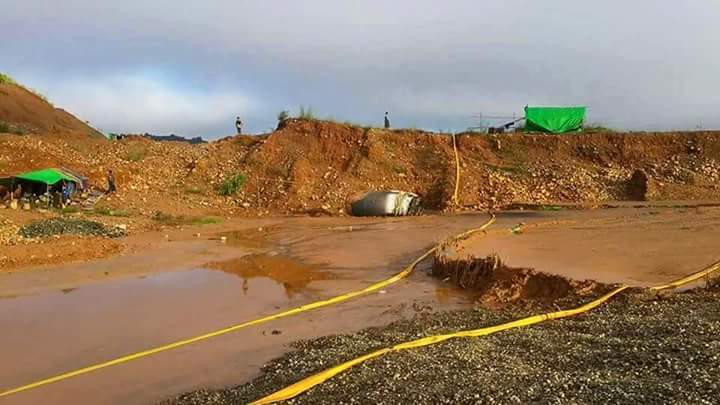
top-left (298, 105), bottom-right (315, 120)
top-left (0, 73), bottom-right (16, 85)
top-left (218, 173), bottom-right (246, 196)
top-left (125, 146), bottom-right (147, 162)
top-left (277, 110), bottom-right (290, 122)
top-left (0, 121), bottom-right (24, 135)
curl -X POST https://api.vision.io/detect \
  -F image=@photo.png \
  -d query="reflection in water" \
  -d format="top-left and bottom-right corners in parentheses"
top-left (214, 228), bottom-right (274, 249)
top-left (203, 254), bottom-right (335, 298)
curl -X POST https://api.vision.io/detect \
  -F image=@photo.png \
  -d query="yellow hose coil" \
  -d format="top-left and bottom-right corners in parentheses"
top-left (252, 260), bottom-right (720, 404)
top-left (0, 216), bottom-right (496, 398)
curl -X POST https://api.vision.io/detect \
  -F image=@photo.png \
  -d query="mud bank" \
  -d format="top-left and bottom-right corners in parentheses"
top-left (432, 253), bottom-right (602, 308)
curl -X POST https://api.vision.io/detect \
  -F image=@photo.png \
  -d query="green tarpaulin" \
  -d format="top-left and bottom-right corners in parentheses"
top-left (15, 168), bottom-right (79, 185)
top-left (524, 106), bottom-right (586, 133)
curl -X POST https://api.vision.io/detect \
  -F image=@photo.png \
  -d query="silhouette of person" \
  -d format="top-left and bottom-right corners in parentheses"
top-left (384, 112), bottom-right (390, 129)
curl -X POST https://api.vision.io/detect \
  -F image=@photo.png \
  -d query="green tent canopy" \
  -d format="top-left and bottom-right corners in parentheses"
top-left (14, 168), bottom-right (79, 185)
top-left (524, 106), bottom-right (586, 133)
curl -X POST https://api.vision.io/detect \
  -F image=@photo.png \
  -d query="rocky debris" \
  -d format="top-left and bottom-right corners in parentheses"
top-left (164, 289), bottom-right (720, 404)
top-left (2, 122), bottom-right (720, 217)
top-left (19, 218), bottom-right (126, 239)
top-left (0, 218), bottom-right (23, 245)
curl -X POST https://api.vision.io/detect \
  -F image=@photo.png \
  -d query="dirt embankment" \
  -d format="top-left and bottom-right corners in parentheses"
top-left (2, 119), bottom-right (720, 219)
top-left (0, 82), bottom-right (101, 137)
top-left (432, 253), bottom-right (602, 308)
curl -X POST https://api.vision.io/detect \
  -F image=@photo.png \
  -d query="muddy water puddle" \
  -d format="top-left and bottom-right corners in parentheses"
top-left (203, 253), bottom-right (338, 298)
top-left (212, 226), bottom-right (275, 249)
top-left (0, 254), bottom-right (332, 387)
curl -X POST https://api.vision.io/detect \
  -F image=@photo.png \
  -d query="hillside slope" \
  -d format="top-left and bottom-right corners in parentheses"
top-left (1, 119), bottom-right (719, 217)
top-left (0, 81), bottom-right (101, 137)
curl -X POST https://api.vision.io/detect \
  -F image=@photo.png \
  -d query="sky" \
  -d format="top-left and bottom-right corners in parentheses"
top-left (2, 1), bottom-right (719, 138)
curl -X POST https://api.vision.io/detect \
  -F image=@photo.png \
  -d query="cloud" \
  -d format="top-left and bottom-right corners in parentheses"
top-left (34, 74), bottom-right (255, 137)
top-left (1, 0), bottom-right (720, 136)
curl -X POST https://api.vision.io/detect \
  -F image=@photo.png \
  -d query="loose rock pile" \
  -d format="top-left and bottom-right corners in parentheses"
top-left (19, 218), bottom-right (126, 239)
top-left (0, 218), bottom-right (22, 245)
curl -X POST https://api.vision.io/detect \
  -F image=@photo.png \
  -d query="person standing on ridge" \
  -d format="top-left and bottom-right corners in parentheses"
top-left (107, 169), bottom-right (117, 194)
top-left (384, 112), bottom-right (390, 129)
top-left (235, 116), bottom-right (243, 134)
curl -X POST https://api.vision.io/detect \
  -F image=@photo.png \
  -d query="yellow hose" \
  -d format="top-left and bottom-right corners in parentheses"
top-left (0, 216), bottom-right (496, 398)
top-left (451, 133), bottom-right (461, 206)
top-left (649, 259), bottom-right (720, 291)
top-left (251, 260), bottom-right (720, 404)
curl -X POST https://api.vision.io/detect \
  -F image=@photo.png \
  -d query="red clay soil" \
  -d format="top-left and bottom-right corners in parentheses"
top-left (2, 115), bottom-right (720, 217)
top-left (0, 83), bottom-right (100, 137)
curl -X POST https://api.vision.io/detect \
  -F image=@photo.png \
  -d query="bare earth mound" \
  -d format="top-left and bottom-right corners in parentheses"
top-left (0, 82), bottom-right (100, 137)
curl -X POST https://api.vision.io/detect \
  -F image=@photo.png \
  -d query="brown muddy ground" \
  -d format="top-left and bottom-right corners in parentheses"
top-left (0, 206), bottom-right (717, 405)
top-left (459, 205), bottom-right (720, 287)
top-left (0, 214), bottom-right (495, 405)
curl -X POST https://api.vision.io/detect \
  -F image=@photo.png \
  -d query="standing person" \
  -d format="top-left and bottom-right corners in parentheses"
top-left (61, 181), bottom-right (69, 204)
top-left (235, 116), bottom-right (243, 135)
top-left (107, 169), bottom-right (117, 194)
top-left (384, 112), bottom-right (390, 129)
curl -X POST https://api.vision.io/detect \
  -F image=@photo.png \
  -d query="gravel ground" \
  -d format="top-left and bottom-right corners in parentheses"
top-left (19, 217), bottom-right (125, 238)
top-left (166, 288), bottom-right (719, 405)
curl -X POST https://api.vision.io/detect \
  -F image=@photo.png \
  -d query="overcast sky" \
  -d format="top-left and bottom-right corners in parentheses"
top-left (2, 1), bottom-right (719, 138)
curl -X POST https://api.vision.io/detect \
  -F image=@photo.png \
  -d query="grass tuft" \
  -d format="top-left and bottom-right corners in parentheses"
top-left (298, 105), bottom-right (316, 120)
top-left (152, 212), bottom-right (222, 226)
top-left (218, 173), bottom-right (246, 196)
top-left (92, 207), bottom-right (131, 217)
